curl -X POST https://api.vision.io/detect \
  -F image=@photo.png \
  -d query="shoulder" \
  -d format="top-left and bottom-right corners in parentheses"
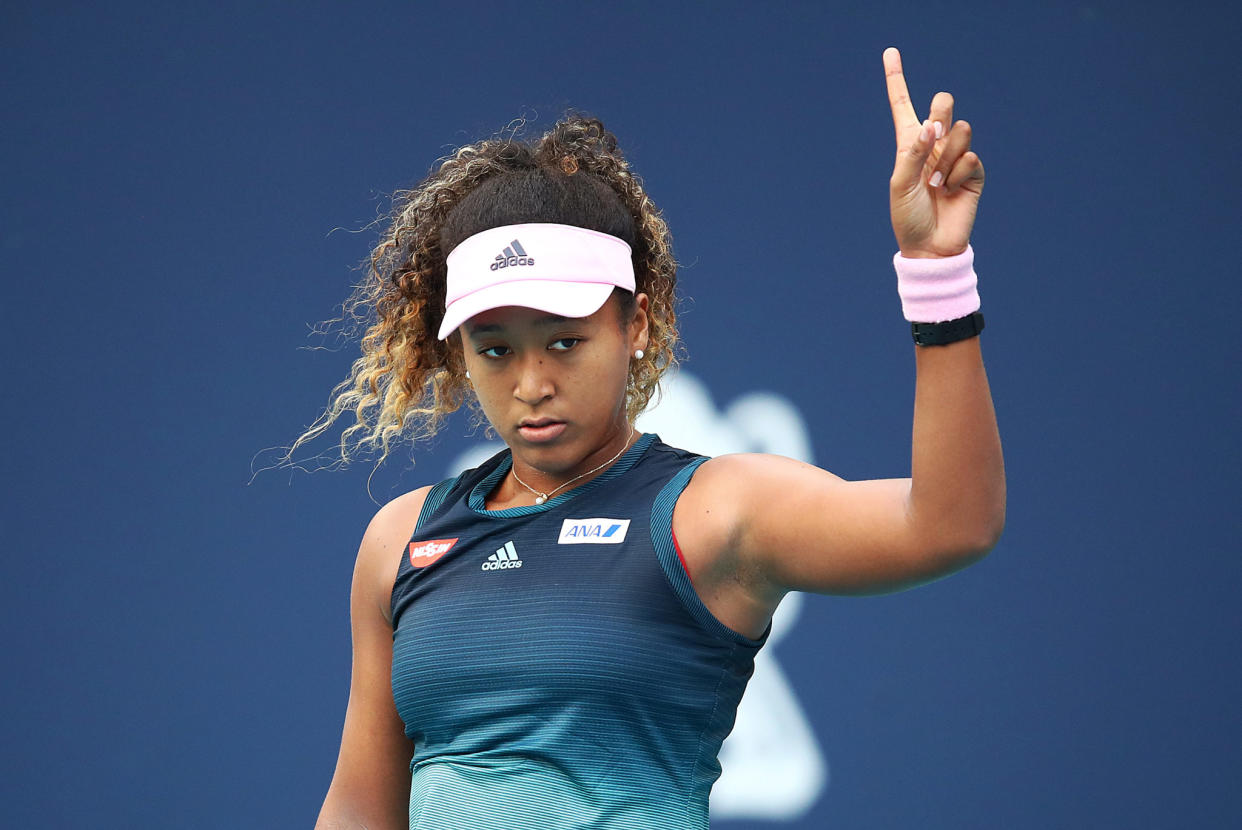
top-left (670, 455), bottom-right (787, 568)
top-left (673, 454), bottom-right (770, 540)
top-left (682, 452), bottom-right (838, 505)
top-left (670, 455), bottom-right (799, 635)
top-left (675, 452), bottom-right (845, 579)
top-left (362, 486), bottom-right (433, 548)
top-left (355, 486), bottom-right (434, 626)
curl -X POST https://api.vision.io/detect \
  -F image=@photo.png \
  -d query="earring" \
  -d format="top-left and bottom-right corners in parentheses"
top-left (634, 349), bottom-right (644, 360)
top-left (465, 371), bottom-right (471, 380)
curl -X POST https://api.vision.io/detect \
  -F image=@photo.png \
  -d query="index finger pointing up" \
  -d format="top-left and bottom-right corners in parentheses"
top-left (884, 47), bottom-right (919, 140)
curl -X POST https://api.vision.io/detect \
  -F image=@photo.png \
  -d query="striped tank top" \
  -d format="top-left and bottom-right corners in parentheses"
top-left (390, 433), bottom-right (769, 829)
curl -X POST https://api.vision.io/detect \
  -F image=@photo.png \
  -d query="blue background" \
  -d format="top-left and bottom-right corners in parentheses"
top-left (3, 1), bottom-right (1240, 827)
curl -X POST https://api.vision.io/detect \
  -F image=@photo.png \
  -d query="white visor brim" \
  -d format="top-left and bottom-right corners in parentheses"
top-left (438, 223), bottom-right (635, 340)
top-left (437, 279), bottom-right (617, 339)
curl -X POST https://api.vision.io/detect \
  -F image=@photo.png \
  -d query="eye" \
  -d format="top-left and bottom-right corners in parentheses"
top-left (549, 338), bottom-right (581, 352)
top-left (478, 345), bottom-right (511, 359)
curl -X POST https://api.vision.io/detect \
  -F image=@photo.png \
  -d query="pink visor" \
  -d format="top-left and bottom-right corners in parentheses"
top-left (438, 223), bottom-right (635, 340)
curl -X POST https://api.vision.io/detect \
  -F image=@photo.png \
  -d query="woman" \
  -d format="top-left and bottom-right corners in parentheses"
top-left (311, 47), bottom-right (1004, 830)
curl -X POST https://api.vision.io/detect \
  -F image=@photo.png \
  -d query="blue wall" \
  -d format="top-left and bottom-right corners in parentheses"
top-left (3, 1), bottom-right (1239, 827)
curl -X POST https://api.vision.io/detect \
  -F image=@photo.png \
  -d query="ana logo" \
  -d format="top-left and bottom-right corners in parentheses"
top-left (408, 538), bottom-right (458, 568)
top-left (558, 518), bottom-right (631, 544)
top-left (490, 239), bottom-right (535, 271)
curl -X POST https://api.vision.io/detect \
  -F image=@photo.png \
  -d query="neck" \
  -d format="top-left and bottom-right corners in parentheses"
top-left (508, 423), bottom-right (637, 504)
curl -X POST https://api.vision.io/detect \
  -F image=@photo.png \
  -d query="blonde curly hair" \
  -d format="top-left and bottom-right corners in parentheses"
top-left (290, 115), bottom-right (680, 468)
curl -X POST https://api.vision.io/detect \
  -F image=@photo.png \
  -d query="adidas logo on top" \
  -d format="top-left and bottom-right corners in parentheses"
top-left (491, 239), bottom-right (534, 271)
top-left (482, 541), bottom-right (523, 570)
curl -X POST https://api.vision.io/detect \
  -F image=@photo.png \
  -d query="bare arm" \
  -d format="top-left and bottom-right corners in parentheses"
top-left (315, 488), bottom-right (428, 829)
top-left (908, 335), bottom-right (1005, 560)
top-left (691, 334), bottom-right (1002, 597)
top-left (677, 48), bottom-right (1003, 599)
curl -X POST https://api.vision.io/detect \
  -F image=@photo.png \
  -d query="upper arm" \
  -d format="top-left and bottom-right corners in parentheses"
top-left (691, 454), bottom-right (989, 597)
top-left (315, 487), bottom-right (429, 830)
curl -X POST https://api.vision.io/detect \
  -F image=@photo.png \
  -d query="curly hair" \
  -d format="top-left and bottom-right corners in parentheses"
top-left (289, 115), bottom-right (680, 468)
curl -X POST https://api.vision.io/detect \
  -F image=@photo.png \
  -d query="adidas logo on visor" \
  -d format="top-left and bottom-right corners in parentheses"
top-left (490, 239), bottom-right (535, 271)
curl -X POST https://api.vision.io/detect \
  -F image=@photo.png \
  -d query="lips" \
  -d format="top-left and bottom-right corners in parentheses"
top-left (517, 419), bottom-right (567, 443)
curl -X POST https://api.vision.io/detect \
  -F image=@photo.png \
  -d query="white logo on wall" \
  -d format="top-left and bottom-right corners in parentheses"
top-left (448, 370), bottom-right (828, 821)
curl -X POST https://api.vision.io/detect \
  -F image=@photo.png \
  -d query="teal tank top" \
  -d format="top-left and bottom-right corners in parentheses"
top-left (390, 434), bottom-right (770, 829)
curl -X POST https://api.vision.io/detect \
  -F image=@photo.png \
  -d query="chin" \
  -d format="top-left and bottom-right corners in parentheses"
top-left (509, 430), bottom-right (573, 464)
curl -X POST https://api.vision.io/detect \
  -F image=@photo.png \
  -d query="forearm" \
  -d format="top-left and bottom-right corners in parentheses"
top-left (315, 793), bottom-right (407, 830)
top-left (907, 335), bottom-right (1005, 554)
top-left (314, 740), bottom-right (412, 830)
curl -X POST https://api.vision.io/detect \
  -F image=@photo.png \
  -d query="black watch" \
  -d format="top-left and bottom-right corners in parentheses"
top-left (910, 311), bottom-right (985, 346)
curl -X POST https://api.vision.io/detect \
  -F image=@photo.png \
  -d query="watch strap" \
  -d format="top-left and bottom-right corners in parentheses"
top-left (910, 311), bottom-right (985, 346)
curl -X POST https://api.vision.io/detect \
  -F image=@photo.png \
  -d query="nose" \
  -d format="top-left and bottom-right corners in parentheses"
top-left (514, 354), bottom-right (554, 405)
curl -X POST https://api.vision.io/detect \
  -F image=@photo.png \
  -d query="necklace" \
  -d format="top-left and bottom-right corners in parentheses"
top-left (510, 425), bottom-right (636, 505)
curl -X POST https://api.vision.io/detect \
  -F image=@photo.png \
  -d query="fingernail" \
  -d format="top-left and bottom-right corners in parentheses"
top-left (933, 121), bottom-right (944, 140)
top-left (929, 170), bottom-right (944, 188)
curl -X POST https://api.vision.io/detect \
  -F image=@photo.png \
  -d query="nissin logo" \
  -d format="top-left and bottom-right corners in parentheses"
top-left (408, 538), bottom-right (458, 568)
top-left (557, 518), bottom-right (631, 544)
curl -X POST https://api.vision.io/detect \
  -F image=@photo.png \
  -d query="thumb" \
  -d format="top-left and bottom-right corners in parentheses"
top-left (891, 120), bottom-right (934, 194)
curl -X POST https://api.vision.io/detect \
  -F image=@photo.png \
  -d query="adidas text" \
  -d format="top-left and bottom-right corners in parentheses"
top-left (490, 256), bottom-right (535, 271)
top-left (482, 559), bottom-right (522, 570)
top-left (490, 239), bottom-right (534, 271)
top-left (482, 541), bottom-right (523, 571)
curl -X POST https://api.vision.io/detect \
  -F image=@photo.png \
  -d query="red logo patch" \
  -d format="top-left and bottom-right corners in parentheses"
top-left (408, 538), bottom-right (458, 568)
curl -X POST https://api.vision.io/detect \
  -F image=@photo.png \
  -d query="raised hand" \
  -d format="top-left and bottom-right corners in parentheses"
top-left (884, 47), bottom-right (985, 258)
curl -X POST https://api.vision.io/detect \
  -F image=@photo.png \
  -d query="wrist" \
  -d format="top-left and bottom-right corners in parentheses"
top-left (893, 245), bottom-right (980, 323)
top-left (897, 246), bottom-right (966, 259)
top-left (910, 311), bottom-right (985, 346)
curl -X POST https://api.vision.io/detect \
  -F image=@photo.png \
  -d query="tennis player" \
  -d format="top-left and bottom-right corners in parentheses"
top-left (311, 47), bottom-right (1004, 830)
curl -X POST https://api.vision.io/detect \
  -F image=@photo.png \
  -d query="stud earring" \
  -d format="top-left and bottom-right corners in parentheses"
top-left (465, 370), bottom-right (471, 380)
top-left (634, 349), bottom-right (644, 360)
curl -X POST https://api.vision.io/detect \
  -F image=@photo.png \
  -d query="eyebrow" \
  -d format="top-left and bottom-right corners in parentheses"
top-left (465, 314), bottom-right (574, 335)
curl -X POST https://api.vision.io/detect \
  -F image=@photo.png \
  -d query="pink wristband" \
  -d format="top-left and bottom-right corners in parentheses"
top-left (893, 245), bottom-right (981, 323)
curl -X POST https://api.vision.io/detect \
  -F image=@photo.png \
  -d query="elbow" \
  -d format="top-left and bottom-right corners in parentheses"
top-left (898, 483), bottom-right (1007, 588)
top-left (969, 498), bottom-right (1007, 556)
top-left (981, 488), bottom-right (1008, 552)
top-left (909, 474), bottom-right (1006, 566)
top-left (954, 482), bottom-right (1007, 560)
top-left (924, 505), bottom-right (1006, 575)
top-left (955, 504), bottom-right (1006, 564)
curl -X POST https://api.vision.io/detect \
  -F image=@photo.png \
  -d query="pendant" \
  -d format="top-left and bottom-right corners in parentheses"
top-left (535, 495), bottom-right (547, 505)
